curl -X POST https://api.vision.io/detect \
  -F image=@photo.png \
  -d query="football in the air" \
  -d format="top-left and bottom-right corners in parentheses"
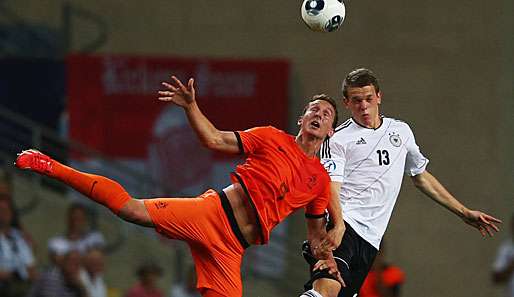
top-left (301, 0), bottom-right (346, 32)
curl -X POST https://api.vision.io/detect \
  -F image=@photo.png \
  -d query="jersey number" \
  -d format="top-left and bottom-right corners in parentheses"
top-left (376, 150), bottom-right (390, 165)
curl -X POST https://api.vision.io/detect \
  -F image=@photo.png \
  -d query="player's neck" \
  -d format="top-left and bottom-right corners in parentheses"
top-left (354, 115), bottom-right (382, 129)
top-left (295, 134), bottom-right (321, 158)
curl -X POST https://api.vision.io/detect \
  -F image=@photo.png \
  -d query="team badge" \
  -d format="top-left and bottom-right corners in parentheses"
top-left (389, 133), bottom-right (402, 147)
top-left (321, 159), bottom-right (336, 173)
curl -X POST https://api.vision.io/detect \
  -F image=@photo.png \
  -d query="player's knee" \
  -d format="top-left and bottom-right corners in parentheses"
top-left (312, 278), bottom-right (342, 297)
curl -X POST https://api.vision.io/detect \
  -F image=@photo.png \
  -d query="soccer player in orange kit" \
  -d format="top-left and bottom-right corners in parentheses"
top-left (15, 75), bottom-right (343, 297)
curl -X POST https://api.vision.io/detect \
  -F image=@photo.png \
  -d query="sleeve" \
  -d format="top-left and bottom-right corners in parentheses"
top-left (320, 137), bottom-right (346, 183)
top-left (235, 126), bottom-right (273, 155)
top-left (304, 176), bottom-right (331, 217)
top-left (403, 124), bottom-right (429, 176)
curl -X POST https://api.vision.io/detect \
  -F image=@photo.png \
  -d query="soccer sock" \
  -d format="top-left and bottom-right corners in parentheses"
top-left (300, 289), bottom-right (324, 297)
top-left (50, 161), bottom-right (131, 214)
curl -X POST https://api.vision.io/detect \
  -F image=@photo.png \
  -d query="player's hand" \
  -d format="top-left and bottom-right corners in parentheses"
top-left (311, 240), bottom-right (334, 260)
top-left (462, 209), bottom-right (501, 237)
top-left (322, 223), bottom-right (345, 250)
top-left (313, 256), bottom-right (346, 287)
top-left (158, 76), bottom-right (196, 109)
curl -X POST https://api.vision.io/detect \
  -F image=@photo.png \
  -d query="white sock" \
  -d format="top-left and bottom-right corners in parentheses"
top-left (299, 289), bottom-right (324, 297)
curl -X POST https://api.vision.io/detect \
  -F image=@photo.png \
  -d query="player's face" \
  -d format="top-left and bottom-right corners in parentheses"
top-left (299, 100), bottom-right (336, 139)
top-left (343, 85), bottom-right (382, 128)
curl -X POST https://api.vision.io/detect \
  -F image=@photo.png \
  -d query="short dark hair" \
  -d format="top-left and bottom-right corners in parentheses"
top-left (342, 68), bottom-right (380, 98)
top-left (302, 94), bottom-right (339, 129)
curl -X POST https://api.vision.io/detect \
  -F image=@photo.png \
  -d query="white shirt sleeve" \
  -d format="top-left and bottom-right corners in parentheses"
top-left (403, 125), bottom-right (429, 176)
top-left (320, 138), bottom-right (346, 183)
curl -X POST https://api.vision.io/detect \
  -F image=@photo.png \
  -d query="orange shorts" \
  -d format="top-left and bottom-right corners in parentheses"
top-left (144, 190), bottom-right (246, 297)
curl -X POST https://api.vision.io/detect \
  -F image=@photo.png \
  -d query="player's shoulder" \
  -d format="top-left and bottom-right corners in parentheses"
top-left (328, 118), bottom-right (358, 142)
top-left (332, 118), bottom-right (355, 137)
top-left (335, 118), bottom-right (354, 132)
top-left (246, 125), bottom-right (285, 136)
top-left (383, 116), bottom-right (413, 131)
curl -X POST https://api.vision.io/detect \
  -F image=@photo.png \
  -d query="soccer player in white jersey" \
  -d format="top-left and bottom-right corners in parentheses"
top-left (299, 68), bottom-right (502, 297)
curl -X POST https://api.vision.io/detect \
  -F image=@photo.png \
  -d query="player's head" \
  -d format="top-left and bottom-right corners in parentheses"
top-left (342, 68), bottom-right (380, 98)
top-left (299, 94), bottom-right (338, 140)
top-left (341, 68), bottom-right (382, 128)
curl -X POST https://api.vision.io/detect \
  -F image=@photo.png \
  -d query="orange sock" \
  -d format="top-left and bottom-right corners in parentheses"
top-left (50, 162), bottom-right (131, 214)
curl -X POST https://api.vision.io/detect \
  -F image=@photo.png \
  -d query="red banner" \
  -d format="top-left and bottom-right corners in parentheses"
top-left (66, 54), bottom-right (289, 193)
top-left (67, 54), bottom-right (289, 158)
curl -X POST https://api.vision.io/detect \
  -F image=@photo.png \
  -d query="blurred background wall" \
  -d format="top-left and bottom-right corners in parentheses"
top-left (0, 0), bottom-right (512, 297)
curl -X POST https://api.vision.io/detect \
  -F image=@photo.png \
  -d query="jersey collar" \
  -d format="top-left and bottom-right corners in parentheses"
top-left (351, 115), bottom-right (384, 130)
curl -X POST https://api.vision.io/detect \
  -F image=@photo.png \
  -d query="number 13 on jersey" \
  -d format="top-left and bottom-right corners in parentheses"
top-left (376, 150), bottom-right (390, 166)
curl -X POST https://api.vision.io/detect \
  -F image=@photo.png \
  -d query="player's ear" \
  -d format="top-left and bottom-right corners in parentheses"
top-left (376, 92), bottom-right (382, 104)
top-left (327, 127), bottom-right (334, 138)
top-left (342, 97), bottom-right (350, 109)
top-left (297, 117), bottom-right (303, 126)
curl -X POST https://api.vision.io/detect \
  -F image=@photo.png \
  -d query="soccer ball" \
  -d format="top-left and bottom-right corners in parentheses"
top-left (301, 0), bottom-right (346, 32)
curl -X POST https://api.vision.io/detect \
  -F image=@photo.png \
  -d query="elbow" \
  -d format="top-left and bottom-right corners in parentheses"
top-left (411, 174), bottom-right (427, 189)
top-left (202, 139), bottom-right (220, 151)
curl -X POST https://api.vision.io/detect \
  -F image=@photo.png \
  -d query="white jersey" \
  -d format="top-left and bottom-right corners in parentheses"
top-left (321, 117), bottom-right (429, 249)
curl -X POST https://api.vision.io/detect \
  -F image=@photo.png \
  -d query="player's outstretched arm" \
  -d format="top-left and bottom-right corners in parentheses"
top-left (158, 76), bottom-right (240, 154)
top-left (411, 170), bottom-right (501, 237)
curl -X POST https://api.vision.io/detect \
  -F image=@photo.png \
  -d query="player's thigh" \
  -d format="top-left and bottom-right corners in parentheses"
top-left (144, 190), bottom-right (220, 242)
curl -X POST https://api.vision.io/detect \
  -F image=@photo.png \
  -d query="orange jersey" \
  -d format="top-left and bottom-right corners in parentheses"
top-left (233, 126), bottom-right (331, 244)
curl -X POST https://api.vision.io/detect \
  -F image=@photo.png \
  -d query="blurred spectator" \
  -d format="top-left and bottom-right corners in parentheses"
top-left (492, 213), bottom-right (514, 297)
top-left (0, 198), bottom-right (37, 297)
top-left (360, 241), bottom-right (405, 297)
top-left (27, 250), bottom-right (87, 297)
top-left (79, 247), bottom-right (107, 297)
top-left (48, 202), bottom-right (105, 265)
top-left (169, 266), bottom-right (200, 297)
top-left (125, 262), bottom-right (164, 297)
top-left (0, 169), bottom-right (35, 247)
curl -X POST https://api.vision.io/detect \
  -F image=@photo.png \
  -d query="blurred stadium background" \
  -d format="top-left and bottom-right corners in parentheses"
top-left (0, 0), bottom-right (512, 296)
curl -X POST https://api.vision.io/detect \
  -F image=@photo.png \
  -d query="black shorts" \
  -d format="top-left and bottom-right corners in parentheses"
top-left (303, 223), bottom-right (378, 297)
